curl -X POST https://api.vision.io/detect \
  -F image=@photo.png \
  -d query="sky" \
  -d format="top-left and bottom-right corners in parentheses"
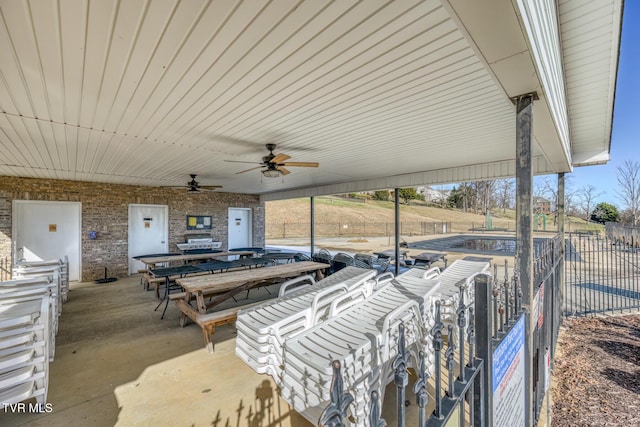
top-left (568, 0), bottom-right (639, 207)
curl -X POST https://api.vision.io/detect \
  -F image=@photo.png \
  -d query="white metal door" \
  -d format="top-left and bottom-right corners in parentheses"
top-left (128, 204), bottom-right (168, 274)
top-left (13, 201), bottom-right (82, 281)
top-left (228, 208), bottom-right (252, 250)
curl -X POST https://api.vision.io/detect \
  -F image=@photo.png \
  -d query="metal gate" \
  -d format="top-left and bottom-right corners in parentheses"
top-left (564, 232), bottom-right (640, 316)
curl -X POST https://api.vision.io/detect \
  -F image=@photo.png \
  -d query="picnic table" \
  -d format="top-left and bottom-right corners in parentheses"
top-left (149, 265), bottom-right (203, 319)
top-left (138, 250), bottom-right (254, 269)
top-left (174, 261), bottom-right (329, 351)
top-left (262, 252), bottom-right (298, 263)
top-left (374, 249), bottom-right (409, 260)
top-left (410, 252), bottom-right (447, 268)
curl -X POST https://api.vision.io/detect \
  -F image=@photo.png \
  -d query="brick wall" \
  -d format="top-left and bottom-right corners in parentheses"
top-left (0, 177), bottom-right (264, 281)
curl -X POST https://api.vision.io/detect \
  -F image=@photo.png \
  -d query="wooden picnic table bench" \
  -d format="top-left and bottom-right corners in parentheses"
top-left (174, 261), bottom-right (328, 352)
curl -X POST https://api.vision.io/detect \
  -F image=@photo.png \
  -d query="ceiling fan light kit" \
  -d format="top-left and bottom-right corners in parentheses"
top-left (225, 143), bottom-right (319, 178)
top-left (168, 174), bottom-right (222, 192)
top-left (262, 168), bottom-right (282, 178)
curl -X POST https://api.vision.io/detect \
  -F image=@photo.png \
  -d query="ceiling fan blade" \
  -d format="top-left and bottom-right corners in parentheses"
top-left (236, 166), bottom-right (264, 174)
top-left (278, 166), bottom-right (291, 175)
top-left (199, 185), bottom-right (223, 189)
top-left (281, 161), bottom-right (319, 168)
top-left (224, 159), bottom-right (263, 165)
top-left (271, 153), bottom-right (291, 163)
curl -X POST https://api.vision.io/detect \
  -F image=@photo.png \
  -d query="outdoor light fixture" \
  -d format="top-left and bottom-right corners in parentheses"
top-left (262, 168), bottom-right (282, 178)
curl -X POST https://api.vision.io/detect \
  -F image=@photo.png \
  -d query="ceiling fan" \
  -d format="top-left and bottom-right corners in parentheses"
top-left (168, 174), bottom-right (222, 192)
top-left (225, 144), bottom-right (319, 178)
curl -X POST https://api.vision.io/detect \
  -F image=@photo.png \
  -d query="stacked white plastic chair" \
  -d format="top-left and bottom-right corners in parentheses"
top-left (235, 267), bottom-right (378, 379)
top-left (279, 272), bottom-right (442, 425)
top-left (13, 256), bottom-right (69, 305)
top-left (414, 259), bottom-right (491, 326)
top-left (0, 274), bottom-right (58, 407)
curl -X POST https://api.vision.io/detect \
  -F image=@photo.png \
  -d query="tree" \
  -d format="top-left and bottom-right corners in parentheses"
top-left (372, 190), bottom-right (389, 201)
top-left (590, 202), bottom-right (618, 224)
top-left (616, 160), bottom-right (640, 225)
top-left (398, 188), bottom-right (419, 204)
top-left (472, 180), bottom-right (496, 215)
top-left (495, 178), bottom-right (515, 213)
top-left (535, 174), bottom-right (577, 224)
top-left (447, 185), bottom-right (464, 209)
top-left (578, 184), bottom-right (602, 221)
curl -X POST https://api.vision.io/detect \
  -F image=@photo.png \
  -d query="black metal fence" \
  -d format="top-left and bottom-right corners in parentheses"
top-left (531, 234), bottom-right (563, 423)
top-left (266, 221), bottom-right (452, 239)
top-left (564, 232), bottom-right (640, 316)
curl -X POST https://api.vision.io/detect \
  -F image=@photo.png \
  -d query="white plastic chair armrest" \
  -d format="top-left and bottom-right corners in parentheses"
top-left (421, 266), bottom-right (441, 279)
top-left (307, 284), bottom-right (349, 326)
top-left (278, 275), bottom-right (316, 297)
top-left (328, 287), bottom-right (369, 317)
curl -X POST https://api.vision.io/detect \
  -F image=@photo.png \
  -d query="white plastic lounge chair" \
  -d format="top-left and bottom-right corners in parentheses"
top-left (235, 267), bottom-right (377, 377)
top-left (13, 257), bottom-right (69, 303)
top-left (0, 295), bottom-right (51, 406)
top-left (422, 259), bottom-right (491, 326)
top-left (279, 275), bottom-right (441, 425)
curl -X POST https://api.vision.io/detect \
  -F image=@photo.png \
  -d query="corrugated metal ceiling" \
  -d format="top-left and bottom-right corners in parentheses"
top-left (0, 0), bottom-right (621, 197)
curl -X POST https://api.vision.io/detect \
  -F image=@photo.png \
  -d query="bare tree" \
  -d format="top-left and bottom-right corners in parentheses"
top-left (495, 178), bottom-right (515, 213)
top-left (616, 160), bottom-right (640, 225)
top-left (535, 175), bottom-right (576, 225)
top-left (577, 184), bottom-right (602, 221)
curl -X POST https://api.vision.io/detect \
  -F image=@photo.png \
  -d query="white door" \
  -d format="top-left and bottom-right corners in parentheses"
top-left (228, 208), bottom-right (252, 250)
top-left (13, 201), bottom-right (82, 281)
top-left (128, 204), bottom-right (168, 274)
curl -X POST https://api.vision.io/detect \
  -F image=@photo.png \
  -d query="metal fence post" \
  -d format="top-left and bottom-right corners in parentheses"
top-left (319, 361), bottom-right (354, 427)
top-left (393, 323), bottom-right (409, 427)
top-left (473, 273), bottom-right (493, 427)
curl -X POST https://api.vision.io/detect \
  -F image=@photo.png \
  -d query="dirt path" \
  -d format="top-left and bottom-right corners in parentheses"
top-left (551, 314), bottom-right (640, 426)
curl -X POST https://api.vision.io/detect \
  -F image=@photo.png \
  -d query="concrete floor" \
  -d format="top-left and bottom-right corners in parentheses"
top-left (1, 275), bottom-right (314, 427)
top-left (0, 244), bottom-right (517, 427)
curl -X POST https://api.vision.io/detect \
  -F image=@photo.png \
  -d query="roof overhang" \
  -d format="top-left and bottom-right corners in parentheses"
top-left (0, 0), bottom-right (621, 200)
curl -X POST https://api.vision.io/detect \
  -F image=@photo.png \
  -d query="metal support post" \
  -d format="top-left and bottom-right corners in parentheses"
top-left (395, 188), bottom-right (400, 276)
top-left (473, 273), bottom-right (493, 426)
top-left (515, 92), bottom-right (536, 427)
top-left (310, 196), bottom-right (315, 256)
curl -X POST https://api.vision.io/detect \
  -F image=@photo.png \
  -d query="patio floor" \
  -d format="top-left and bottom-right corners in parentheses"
top-left (0, 275), bottom-right (313, 427)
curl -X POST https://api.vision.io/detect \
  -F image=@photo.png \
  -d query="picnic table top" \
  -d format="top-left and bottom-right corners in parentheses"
top-left (138, 250), bottom-right (254, 265)
top-left (410, 252), bottom-right (446, 261)
top-left (176, 261), bottom-right (328, 293)
top-left (374, 249), bottom-right (409, 259)
top-left (149, 265), bottom-right (202, 278)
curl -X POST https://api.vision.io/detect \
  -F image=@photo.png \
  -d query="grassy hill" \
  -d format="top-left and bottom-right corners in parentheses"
top-left (265, 196), bottom-right (599, 239)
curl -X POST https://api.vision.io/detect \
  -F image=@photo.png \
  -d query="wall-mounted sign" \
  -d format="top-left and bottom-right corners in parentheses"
top-left (187, 215), bottom-right (212, 230)
top-left (49, 224), bottom-right (57, 232)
